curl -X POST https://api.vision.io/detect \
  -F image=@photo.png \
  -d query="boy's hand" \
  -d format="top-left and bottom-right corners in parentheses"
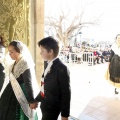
top-left (30, 102), bottom-right (38, 110)
top-left (61, 117), bottom-right (68, 120)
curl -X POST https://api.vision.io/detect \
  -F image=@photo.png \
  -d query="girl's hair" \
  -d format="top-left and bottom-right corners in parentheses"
top-left (0, 35), bottom-right (6, 47)
top-left (9, 41), bottom-right (23, 53)
top-left (115, 34), bottom-right (120, 39)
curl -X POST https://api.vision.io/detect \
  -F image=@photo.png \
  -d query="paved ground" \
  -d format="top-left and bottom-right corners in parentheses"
top-left (67, 62), bottom-right (120, 120)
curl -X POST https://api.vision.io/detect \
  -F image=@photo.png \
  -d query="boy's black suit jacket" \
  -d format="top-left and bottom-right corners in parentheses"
top-left (36, 58), bottom-right (71, 117)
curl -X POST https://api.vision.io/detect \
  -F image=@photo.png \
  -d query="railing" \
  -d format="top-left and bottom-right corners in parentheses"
top-left (59, 52), bottom-right (94, 66)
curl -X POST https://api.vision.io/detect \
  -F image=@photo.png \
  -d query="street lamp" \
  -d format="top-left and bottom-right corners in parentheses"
top-left (79, 32), bottom-right (82, 49)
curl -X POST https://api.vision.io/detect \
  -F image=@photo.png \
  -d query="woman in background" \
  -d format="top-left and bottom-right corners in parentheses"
top-left (109, 34), bottom-right (120, 94)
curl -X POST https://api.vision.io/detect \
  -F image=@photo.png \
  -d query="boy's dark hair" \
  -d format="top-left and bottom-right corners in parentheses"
top-left (38, 36), bottom-right (59, 57)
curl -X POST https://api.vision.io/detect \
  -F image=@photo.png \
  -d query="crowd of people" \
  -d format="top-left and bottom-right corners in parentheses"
top-left (59, 45), bottom-right (111, 65)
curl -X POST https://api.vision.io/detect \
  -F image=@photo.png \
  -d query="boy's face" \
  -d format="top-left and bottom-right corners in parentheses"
top-left (39, 46), bottom-right (53, 61)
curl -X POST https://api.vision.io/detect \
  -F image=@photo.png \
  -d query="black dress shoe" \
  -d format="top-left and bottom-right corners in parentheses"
top-left (115, 88), bottom-right (119, 94)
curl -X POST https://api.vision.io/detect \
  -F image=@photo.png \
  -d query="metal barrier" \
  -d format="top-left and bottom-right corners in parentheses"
top-left (59, 52), bottom-right (94, 66)
top-left (82, 52), bottom-right (94, 66)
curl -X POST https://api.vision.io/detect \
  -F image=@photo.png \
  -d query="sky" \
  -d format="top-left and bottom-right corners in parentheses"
top-left (45, 0), bottom-right (120, 43)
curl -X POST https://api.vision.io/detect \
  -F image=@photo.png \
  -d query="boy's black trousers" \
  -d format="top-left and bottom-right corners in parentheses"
top-left (41, 108), bottom-right (60, 120)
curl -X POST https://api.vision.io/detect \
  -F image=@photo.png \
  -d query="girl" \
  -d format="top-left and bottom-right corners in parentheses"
top-left (0, 40), bottom-right (38, 120)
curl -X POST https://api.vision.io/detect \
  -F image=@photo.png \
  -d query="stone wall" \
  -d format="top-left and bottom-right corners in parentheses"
top-left (30, 0), bottom-right (44, 86)
top-left (0, 0), bottom-right (44, 86)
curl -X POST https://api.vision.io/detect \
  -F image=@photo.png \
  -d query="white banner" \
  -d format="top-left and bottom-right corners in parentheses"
top-left (10, 73), bottom-right (34, 120)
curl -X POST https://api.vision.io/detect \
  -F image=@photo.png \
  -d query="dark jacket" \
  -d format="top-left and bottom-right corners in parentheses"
top-left (109, 50), bottom-right (114, 62)
top-left (36, 58), bottom-right (71, 117)
top-left (0, 63), bottom-right (5, 91)
top-left (109, 49), bottom-right (120, 79)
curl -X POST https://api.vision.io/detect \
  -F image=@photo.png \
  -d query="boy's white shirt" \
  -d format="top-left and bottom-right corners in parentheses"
top-left (40, 57), bottom-right (58, 95)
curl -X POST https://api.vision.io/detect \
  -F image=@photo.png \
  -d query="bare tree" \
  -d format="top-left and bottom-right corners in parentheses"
top-left (45, 0), bottom-right (100, 46)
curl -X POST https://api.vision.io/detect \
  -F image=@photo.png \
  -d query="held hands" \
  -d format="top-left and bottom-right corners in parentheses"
top-left (30, 102), bottom-right (38, 110)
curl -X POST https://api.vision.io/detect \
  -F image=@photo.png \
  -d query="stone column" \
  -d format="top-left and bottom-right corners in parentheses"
top-left (30, 0), bottom-right (44, 86)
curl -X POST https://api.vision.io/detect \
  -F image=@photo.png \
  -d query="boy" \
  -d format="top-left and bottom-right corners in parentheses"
top-left (35, 37), bottom-right (71, 120)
